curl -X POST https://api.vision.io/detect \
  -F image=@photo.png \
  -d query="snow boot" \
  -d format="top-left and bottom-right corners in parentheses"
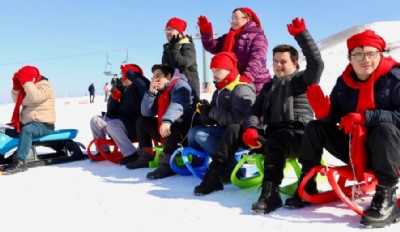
top-left (360, 185), bottom-right (400, 228)
top-left (4, 157), bottom-right (27, 175)
top-left (146, 152), bottom-right (176, 179)
top-left (119, 152), bottom-right (138, 166)
top-left (252, 181), bottom-right (282, 214)
top-left (194, 160), bottom-right (224, 196)
top-left (125, 149), bottom-right (153, 169)
top-left (284, 173), bottom-right (317, 209)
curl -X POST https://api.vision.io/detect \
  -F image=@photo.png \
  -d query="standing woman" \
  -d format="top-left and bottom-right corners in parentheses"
top-left (197, 7), bottom-right (271, 94)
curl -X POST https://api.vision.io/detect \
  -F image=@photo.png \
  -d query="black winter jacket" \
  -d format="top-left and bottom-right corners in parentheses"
top-left (325, 67), bottom-right (400, 129)
top-left (162, 37), bottom-right (200, 95)
top-left (243, 30), bottom-right (324, 132)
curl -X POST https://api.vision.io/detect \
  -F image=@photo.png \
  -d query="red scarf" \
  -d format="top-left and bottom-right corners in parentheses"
top-left (215, 70), bottom-right (239, 90)
top-left (157, 78), bottom-right (179, 144)
top-left (341, 56), bottom-right (400, 180)
top-left (10, 90), bottom-right (26, 133)
top-left (222, 26), bottom-right (244, 53)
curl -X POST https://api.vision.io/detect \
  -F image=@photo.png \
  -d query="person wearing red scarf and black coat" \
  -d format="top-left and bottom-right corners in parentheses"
top-left (197, 7), bottom-right (271, 95)
top-left (285, 30), bottom-right (400, 228)
top-left (125, 64), bottom-right (199, 180)
top-left (189, 52), bottom-right (256, 195)
top-left (3, 66), bottom-right (55, 174)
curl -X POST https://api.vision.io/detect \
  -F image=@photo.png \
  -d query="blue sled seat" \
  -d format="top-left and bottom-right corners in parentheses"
top-left (0, 129), bottom-right (78, 155)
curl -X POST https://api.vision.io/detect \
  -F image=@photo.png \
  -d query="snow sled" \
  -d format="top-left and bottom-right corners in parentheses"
top-left (169, 147), bottom-right (211, 179)
top-left (0, 129), bottom-right (86, 169)
top-left (86, 138), bottom-right (162, 166)
top-left (230, 151), bottom-right (302, 195)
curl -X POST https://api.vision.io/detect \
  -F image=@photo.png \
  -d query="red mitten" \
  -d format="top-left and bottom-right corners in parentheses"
top-left (242, 128), bottom-right (259, 148)
top-left (111, 88), bottom-right (122, 101)
top-left (338, 113), bottom-right (366, 134)
top-left (287, 17), bottom-right (306, 37)
top-left (197, 15), bottom-right (213, 34)
top-left (12, 75), bottom-right (23, 91)
top-left (306, 84), bottom-right (331, 119)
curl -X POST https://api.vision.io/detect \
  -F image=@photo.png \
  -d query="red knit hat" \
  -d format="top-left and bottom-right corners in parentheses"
top-left (239, 7), bottom-right (261, 28)
top-left (15, 65), bottom-right (41, 83)
top-left (347, 29), bottom-right (386, 52)
top-left (120, 64), bottom-right (143, 81)
top-left (165, 17), bottom-right (187, 34)
top-left (210, 52), bottom-right (238, 71)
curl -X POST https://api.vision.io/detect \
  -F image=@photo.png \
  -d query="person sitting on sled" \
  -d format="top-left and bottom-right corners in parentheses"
top-left (90, 64), bottom-right (149, 162)
top-left (3, 65), bottom-right (56, 174)
top-left (285, 29), bottom-right (400, 228)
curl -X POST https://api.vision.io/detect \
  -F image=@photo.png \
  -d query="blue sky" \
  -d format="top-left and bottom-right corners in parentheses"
top-left (1, 0), bottom-right (399, 102)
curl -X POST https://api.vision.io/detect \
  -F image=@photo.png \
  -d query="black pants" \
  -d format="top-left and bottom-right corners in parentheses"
top-left (300, 121), bottom-right (400, 187)
top-left (135, 116), bottom-right (191, 155)
top-left (216, 124), bottom-right (303, 185)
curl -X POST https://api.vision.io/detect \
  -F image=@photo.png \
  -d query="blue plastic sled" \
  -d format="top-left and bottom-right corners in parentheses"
top-left (0, 129), bottom-right (86, 168)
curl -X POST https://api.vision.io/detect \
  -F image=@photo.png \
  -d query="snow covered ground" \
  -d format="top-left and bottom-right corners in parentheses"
top-left (1, 21), bottom-right (400, 231)
top-left (0, 97), bottom-right (399, 232)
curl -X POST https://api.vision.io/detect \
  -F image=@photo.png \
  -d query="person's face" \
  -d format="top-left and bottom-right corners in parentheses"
top-left (152, 69), bottom-right (170, 90)
top-left (348, 46), bottom-right (382, 81)
top-left (121, 77), bottom-right (132, 86)
top-left (230, 10), bottom-right (249, 30)
top-left (273, 52), bottom-right (297, 78)
top-left (165, 27), bottom-right (180, 42)
top-left (211, 68), bottom-right (230, 83)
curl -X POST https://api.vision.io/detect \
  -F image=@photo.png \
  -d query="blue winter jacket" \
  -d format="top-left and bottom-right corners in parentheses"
top-left (141, 76), bottom-right (199, 124)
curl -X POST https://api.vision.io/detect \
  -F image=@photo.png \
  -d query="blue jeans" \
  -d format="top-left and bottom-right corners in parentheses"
top-left (13, 122), bottom-right (54, 161)
top-left (187, 125), bottom-right (226, 157)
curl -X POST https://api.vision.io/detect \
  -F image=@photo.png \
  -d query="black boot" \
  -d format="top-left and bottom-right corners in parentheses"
top-left (194, 160), bottom-right (224, 196)
top-left (4, 158), bottom-right (27, 175)
top-left (125, 150), bottom-right (153, 169)
top-left (360, 185), bottom-right (400, 228)
top-left (146, 152), bottom-right (176, 179)
top-left (252, 181), bottom-right (282, 214)
top-left (119, 151), bottom-right (139, 166)
top-left (284, 173), bottom-right (317, 209)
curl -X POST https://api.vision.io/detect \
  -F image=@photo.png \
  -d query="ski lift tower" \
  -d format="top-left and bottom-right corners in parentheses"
top-left (188, 32), bottom-right (218, 91)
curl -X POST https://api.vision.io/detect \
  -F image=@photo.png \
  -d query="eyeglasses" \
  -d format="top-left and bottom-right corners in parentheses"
top-left (230, 16), bottom-right (247, 22)
top-left (350, 50), bottom-right (380, 61)
top-left (152, 73), bottom-right (164, 79)
top-left (164, 27), bottom-right (176, 32)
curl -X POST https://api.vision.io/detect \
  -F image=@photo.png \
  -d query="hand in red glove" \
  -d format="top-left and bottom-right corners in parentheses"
top-left (111, 88), bottom-right (122, 101)
top-left (242, 128), bottom-right (259, 148)
top-left (287, 17), bottom-right (306, 37)
top-left (197, 15), bottom-right (213, 34)
top-left (306, 84), bottom-right (331, 119)
top-left (338, 113), bottom-right (366, 134)
top-left (12, 76), bottom-right (23, 91)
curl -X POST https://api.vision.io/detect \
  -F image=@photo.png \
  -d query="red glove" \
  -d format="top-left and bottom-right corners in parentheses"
top-left (242, 128), bottom-right (259, 148)
top-left (12, 76), bottom-right (23, 91)
top-left (338, 113), bottom-right (366, 134)
top-left (287, 17), bottom-right (306, 37)
top-left (306, 84), bottom-right (330, 119)
top-left (111, 88), bottom-right (122, 101)
top-left (197, 16), bottom-right (213, 34)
